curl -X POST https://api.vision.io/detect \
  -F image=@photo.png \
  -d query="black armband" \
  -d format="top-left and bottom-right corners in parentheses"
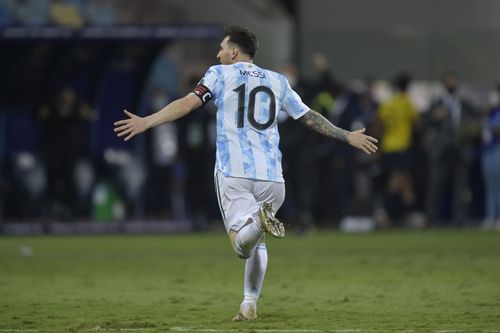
top-left (193, 84), bottom-right (213, 105)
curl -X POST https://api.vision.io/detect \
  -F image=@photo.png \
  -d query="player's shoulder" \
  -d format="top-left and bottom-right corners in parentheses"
top-left (206, 64), bottom-right (223, 74)
top-left (205, 64), bottom-right (242, 78)
top-left (253, 64), bottom-right (286, 81)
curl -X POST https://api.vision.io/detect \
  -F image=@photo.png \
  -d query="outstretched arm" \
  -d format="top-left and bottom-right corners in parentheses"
top-left (298, 109), bottom-right (378, 154)
top-left (114, 93), bottom-right (202, 141)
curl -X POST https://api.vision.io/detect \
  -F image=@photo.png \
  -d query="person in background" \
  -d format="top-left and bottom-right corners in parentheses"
top-left (481, 83), bottom-right (500, 230)
top-left (277, 63), bottom-right (317, 233)
top-left (424, 71), bottom-right (480, 226)
top-left (376, 72), bottom-right (420, 227)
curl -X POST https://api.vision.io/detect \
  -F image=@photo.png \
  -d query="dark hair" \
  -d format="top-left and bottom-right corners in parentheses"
top-left (393, 72), bottom-right (412, 92)
top-left (223, 26), bottom-right (258, 58)
top-left (441, 70), bottom-right (459, 82)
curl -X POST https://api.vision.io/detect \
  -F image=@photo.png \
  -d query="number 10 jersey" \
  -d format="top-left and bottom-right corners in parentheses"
top-left (195, 61), bottom-right (309, 182)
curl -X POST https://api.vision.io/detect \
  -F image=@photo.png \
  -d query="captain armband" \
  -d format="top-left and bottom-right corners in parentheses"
top-left (193, 83), bottom-right (213, 105)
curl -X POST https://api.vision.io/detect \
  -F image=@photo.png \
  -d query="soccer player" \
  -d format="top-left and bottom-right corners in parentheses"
top-left (114, 26), bottom-right (378, 321)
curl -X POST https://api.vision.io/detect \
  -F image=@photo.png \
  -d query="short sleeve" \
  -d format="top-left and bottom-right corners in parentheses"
top-left (192, 65), bottom-right (221, 104)
top-left (201, 66), bottom-right (222, 98)
top-left (281, 76), bottom-right (309, 119)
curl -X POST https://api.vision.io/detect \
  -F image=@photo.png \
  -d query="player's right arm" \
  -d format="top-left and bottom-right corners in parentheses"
top-left (114, 93), bottom-right (202, 141)
top-left (280, 74), bottom-right (377, 154)
top-left (298, 109), bottom-right (378, 155)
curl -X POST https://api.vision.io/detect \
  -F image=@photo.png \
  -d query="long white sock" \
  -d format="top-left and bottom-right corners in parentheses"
top-left (243, 242), bottom-right (268, 303)
top-left (235, 216), bottom-right (264, 259)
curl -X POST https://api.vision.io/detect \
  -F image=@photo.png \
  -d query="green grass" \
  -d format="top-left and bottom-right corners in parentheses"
top-left (0, 230), bottom-right (499, 332)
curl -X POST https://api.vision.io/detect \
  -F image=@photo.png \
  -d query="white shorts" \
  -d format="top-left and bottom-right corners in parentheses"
top-left (214, 171), bottom-right (285, 233)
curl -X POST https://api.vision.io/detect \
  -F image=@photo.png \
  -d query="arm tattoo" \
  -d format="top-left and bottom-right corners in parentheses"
top-left (298, 110), bottom-right (349, 142)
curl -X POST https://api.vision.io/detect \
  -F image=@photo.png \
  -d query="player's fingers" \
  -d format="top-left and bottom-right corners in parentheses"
top-left (361, 146), bottom-right (371, 155)
top-left (124, 132), bottom-right (135, 141)
top-left (367, 135), bottom-right (378, 143)
top-left (124, 110), bottom-right (135, 118)
top-left (114, 119), bottom-right (128, 126)
top-left (114, 124), bottom-right (129, 132)
top-left (116, 128), bottom-right (132, 137)
top-left (367, 141), bottom-right (377, 152)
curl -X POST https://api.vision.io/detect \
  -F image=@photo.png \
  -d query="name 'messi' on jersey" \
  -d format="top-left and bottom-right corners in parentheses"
top-left (239, 69), bottom-right (266, 79)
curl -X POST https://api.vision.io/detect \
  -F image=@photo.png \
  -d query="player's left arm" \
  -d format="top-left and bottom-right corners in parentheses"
top-left (298, 109), bottom-right (378, 155)
top-left (114, 93), bottom-right (202, 141)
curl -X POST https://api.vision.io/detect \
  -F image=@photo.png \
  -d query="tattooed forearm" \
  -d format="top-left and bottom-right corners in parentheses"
top-left (298, 110), bottom-right (350, 142)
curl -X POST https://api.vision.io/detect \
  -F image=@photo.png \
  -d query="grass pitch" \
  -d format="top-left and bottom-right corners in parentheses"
top-left (0, 230), bottom-right (499, 333)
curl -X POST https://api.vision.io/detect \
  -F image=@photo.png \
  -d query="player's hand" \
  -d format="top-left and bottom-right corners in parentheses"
top-left (346, 128), bottom-right (378, 155)
top-left (113, 110), bottom-right (148, 141)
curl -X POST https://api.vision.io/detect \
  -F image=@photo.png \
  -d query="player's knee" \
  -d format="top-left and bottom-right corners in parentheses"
top-left (235, 246), bottom-right (251, 259)
top-left (236, 251), bottom-right (251, 259)
top-left (235, 243), bottom-right (255, 259)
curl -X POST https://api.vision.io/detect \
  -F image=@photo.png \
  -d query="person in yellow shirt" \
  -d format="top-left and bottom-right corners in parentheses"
top-left (377, 72), bottom-right (419, 226)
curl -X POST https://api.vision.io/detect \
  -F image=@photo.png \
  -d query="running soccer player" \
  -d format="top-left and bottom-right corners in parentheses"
top-left (114, 26), bottom-right (378, 321)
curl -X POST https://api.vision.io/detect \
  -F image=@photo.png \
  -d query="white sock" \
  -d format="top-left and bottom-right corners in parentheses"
top-left (235, 216), bottom-right (264, 259)
top-left (243, 242), bottom-right (268, 303)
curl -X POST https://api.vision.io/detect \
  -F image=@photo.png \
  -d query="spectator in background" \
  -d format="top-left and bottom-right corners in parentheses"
top-left (178, 76), bottom-right (218, 229)
top-left (481, 83), bottom-right (500, 230)
top-left (39, 86), bottom-right (93, 220)
top-left (0, 1), bottom-right (12, 25)
top-left (6, 0), bottom-right (49, 25)
top-left (142, 47), bottom-right (185, 221)
top-left (278, 63), bottom-right (317, 233)
top-left (49, 0), bottom-right (83, 28)
top-left (147, 47), bottom-right (181, 98)
top-left (144, 88), bottom-right (187, 221)
top-left (375, 72), bottom-right (420, 227)
top-left (307, 53), bottom-right (346, 225)
top-left (334, 77), bottom-right (379, 219)
top-left (84, 0), bottom-right (116, 26)
top-left (424, 71), bottom-right (481, 226)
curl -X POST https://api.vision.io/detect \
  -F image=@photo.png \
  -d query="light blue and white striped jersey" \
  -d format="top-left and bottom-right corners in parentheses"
top-left (199, 62), bottom-right (309, 182)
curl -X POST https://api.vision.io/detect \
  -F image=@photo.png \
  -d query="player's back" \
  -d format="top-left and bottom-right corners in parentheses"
top-left (201, 62), bottom-right (308, 182)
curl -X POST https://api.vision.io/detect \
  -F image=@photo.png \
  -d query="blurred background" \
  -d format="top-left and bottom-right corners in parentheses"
top-left (1, 0), bottom-right (500, 234)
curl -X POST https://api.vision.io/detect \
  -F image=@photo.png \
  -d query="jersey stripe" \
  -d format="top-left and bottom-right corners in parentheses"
top-left (234, 63), bottom-right (256, 179)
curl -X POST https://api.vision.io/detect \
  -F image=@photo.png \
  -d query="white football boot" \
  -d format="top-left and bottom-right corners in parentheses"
top-left (258, 202), bottom-right (285, 238)
top-left (232, 301), bottom-right (257, 321)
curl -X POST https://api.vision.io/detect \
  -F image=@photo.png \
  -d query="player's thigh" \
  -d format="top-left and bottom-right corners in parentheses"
top-left (254, 181), bottom-right (285, 212)
top-left (215, 172), bottom-right (258, 232)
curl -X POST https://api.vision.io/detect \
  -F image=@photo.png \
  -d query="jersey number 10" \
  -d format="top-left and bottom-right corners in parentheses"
top-left (234, 83), bottom-right (276, 130)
